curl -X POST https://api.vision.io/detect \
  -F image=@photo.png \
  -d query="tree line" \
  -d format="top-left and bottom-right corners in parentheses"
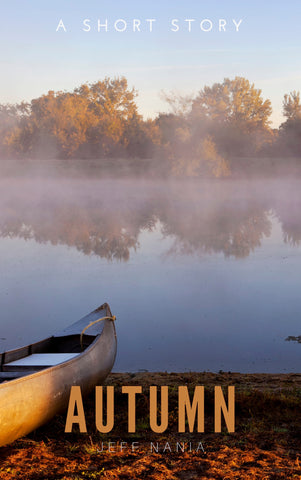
top-left (0, 76), bottom-right (300, 177)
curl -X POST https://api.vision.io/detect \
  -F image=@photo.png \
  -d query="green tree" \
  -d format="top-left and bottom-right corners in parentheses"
top-left (278, 91), bottom-right (301, 156)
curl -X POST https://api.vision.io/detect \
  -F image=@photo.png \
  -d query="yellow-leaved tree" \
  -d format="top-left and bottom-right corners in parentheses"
top-left (5, 77), bottom-right (139, 158)
top-left (190, 77), bottom-right (273, 157)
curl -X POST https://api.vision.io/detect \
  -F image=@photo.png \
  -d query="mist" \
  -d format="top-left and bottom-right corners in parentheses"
top-left (1, 76), bottom-right (301, 179)
top-left (1, 74), bottom-right (301, 372)
top-left (0, 175), bottom-right (300, 260)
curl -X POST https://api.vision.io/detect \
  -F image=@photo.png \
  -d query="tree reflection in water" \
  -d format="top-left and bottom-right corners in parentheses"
top-left (0, 178), bottom-right (300, 261)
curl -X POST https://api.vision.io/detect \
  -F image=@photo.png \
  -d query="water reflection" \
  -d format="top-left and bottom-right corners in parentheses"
top-left (0, 177), bottom-right (301, 372)
top-left (0, 178), bottom-right (300, 260)
top-left (274, 193), bottom-right (301, 246)
top-left (160, 206), bottom-right (272, 258)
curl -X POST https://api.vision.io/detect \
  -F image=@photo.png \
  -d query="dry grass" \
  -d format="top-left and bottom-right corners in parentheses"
top-left (0, 372), bottom-right (300, 479)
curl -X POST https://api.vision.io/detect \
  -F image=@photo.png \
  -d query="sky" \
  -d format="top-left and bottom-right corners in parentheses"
top-left (1, 0), bottom-right (301, 126)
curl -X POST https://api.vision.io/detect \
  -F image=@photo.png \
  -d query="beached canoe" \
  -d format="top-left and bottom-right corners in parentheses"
top-left (0, 302), bottom-right (117, 446)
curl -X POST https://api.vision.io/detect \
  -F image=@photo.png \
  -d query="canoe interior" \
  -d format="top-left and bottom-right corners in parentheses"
top-left (0, 333), bottom-right (96, 381)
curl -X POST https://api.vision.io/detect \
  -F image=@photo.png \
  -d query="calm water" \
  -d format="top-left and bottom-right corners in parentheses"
top-left (0, 176), bottom-right (300, 373)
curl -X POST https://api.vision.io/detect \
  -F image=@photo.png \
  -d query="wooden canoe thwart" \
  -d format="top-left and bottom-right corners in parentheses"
top-left (0, 302), bottom-right (117, 447)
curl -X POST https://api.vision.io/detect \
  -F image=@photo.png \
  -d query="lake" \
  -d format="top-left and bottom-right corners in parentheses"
top-left (0, 176), bottom-right (300, 373)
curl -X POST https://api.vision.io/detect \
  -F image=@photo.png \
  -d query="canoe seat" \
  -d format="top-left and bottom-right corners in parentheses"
top-left (3, 353), bottom-right (79, 371)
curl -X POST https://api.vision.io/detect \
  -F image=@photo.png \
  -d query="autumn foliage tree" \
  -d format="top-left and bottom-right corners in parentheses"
top-left (2, 75), bottom-right (301, 177)
top-left (4, 77), bottom-right (143, 158)
top-left (0, 103), bottom-right (30, 156)
top-left (155, 77), bottom-right (274, 177)
top-left (190, 77), bottom-right (273, 156)
top-left (283, 91), bottom-right (301, 120)
top-left (74, 78), bottom-right (138, 156)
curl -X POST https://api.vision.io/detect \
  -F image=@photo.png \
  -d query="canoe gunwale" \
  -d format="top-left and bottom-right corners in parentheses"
top-left (0, 302), bottom-right (116, 389)
top-left (0, 302), bottom-right (117, 446)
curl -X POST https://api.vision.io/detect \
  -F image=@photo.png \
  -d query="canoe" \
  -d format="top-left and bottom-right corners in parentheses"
top-left (0, 302), bottom-right (117, 447)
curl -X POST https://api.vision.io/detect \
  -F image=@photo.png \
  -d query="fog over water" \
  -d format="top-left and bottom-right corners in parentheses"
top-left (0, 176), bottom-right (300, 372)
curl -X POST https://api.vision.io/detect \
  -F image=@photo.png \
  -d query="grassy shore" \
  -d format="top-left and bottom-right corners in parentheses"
top-left (0, 372), bottom-right (301, 479)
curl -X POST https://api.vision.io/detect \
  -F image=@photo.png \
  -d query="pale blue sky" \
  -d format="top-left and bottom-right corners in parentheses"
top-left (1, 0), bottom-right (301, 125)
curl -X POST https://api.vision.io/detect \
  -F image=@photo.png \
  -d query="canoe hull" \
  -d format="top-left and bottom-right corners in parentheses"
top-left (0, 306), bottom-right (116, 446)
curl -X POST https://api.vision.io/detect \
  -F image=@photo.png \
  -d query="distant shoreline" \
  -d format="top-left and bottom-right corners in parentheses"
top-left (1, 157), bottom-right (301, 179)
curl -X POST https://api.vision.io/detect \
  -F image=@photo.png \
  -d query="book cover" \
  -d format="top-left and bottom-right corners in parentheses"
top-left (0, 1), bottom-right (300, 478)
